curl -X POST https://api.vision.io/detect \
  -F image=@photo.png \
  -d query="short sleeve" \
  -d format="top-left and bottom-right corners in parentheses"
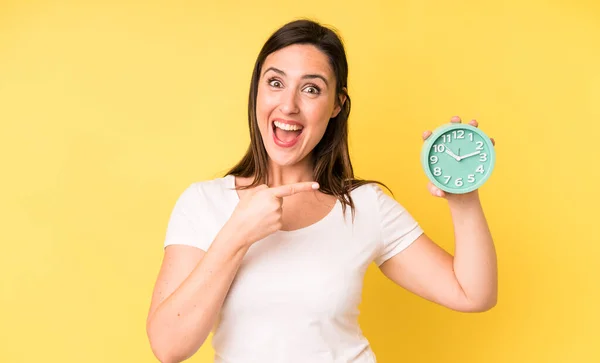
top-left (163, 184), bottom-right (212, 251)
top-left (373, 185), bottom-right (424, 266)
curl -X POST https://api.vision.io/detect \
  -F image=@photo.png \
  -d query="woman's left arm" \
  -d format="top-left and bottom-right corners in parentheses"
top-left (379, 117), bottom-right (498, 313)
top-left (379, 191), bottom-right (498, 313)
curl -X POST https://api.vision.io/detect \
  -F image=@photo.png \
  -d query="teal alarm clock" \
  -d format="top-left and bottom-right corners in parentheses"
top-left (421, 123), bottom-right (495, 194)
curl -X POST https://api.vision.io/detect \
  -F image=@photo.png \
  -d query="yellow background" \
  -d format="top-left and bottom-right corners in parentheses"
top-left (1, 0), bottom-right (598, 362)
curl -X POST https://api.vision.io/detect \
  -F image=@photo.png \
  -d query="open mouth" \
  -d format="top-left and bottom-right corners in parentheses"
top-left (272, 120), bottom-right (303, 147)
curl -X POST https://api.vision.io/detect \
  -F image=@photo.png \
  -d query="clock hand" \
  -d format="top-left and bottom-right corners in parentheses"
top-left (444, 148), bottom-right (461, 161)
top-left (459, 150), bottom-right (481, 160)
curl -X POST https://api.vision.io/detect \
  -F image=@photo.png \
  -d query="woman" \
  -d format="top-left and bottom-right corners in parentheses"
top-left (146, 19), bottom-right (498, 363)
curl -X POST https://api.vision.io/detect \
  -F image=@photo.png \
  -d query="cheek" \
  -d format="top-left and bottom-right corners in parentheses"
top-left (255, 91), bottom-right (274, 136)
top-left (306, 101), bottom-right (334, 131)
top-left (256, 90), bottom-right (277, 116)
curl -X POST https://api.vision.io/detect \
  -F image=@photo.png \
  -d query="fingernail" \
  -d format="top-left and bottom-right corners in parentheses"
top-left (437, 191), bottom-right (443, 197)
top-left (312, 183), bottom-right (320, 189)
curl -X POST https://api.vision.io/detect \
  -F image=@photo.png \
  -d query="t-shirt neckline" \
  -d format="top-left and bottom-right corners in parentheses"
top-left (224, 174), bottom-right (341, 237)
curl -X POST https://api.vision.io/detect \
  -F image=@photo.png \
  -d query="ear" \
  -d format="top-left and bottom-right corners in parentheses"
top-left (331, 87), bottom-right (348, 118)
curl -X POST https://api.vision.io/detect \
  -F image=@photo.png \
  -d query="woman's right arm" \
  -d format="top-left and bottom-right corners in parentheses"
top-left (146, 181), bottom-right (319, 363)
top-left (146, 220), bottom-right (249, 363)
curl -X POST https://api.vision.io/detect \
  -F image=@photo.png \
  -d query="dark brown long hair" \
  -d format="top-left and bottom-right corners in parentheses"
top-left (225, 18), bottom-right (389, 219)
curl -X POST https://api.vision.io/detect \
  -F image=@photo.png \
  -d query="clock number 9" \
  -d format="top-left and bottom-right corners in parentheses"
top-left (430, 155), bottom-right (438, 164)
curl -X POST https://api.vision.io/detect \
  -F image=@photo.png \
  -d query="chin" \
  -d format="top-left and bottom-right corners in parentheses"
top-left (266, 148), bottom-right (305, 167)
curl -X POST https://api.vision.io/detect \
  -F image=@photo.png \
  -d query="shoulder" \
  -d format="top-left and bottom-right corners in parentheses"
top-left (348, 181), bottom-right (414, 220)
top-left (348, 181), bottom-right (391, 206)
top-left (170, 175), bottom-right (235, 214)
top-left (350, 181), bottom-right (423, 266)
top-left (164, 175), bottom-right (234, 251)
top-left (193, 174), bottom-right (234, 192)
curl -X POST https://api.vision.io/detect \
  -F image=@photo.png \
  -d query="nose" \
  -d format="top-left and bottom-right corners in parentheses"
top-left (279, 88), bottom-right (299, 114)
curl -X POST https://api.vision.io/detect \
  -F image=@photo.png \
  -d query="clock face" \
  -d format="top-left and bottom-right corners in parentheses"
top-left (421, 124), bottom-right (495, 194)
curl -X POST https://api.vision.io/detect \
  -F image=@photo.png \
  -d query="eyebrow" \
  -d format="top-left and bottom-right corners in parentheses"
top-left (262, 66), bottom-right (329, 87)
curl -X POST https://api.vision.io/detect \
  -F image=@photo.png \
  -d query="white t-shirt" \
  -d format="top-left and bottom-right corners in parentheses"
top-left (164, 174), bottom-right (424, 363)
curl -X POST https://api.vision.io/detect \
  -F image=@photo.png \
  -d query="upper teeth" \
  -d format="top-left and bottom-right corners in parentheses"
top-left (274, 121), bottom-right (303, 131)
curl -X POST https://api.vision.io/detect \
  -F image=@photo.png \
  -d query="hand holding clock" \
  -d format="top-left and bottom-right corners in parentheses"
top-left (419, 116), bottom-right (499, 312)
top-left (421, 116), bottom-right (496, 199)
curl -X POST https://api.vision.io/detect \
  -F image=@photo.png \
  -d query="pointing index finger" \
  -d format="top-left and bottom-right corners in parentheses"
top-left (271, 182), bottom-right (320, 198)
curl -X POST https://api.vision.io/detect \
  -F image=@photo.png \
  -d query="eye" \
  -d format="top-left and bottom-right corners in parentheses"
top-left (304, 85), bottom-right (321, 94)
top-left (267, 77), bottom-right (283, 88)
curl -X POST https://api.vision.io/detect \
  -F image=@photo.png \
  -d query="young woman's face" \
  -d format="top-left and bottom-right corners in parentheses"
top-left (256, 44), bottom-right (343, 167)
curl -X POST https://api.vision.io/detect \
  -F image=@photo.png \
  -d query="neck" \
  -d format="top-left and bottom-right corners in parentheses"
top-left (266, 155), bottom-right (314, 187)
